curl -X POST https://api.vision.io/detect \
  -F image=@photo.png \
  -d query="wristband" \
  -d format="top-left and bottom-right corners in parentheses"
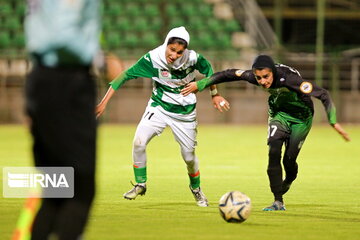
top-left (210, 88), bottom-right (218, 96)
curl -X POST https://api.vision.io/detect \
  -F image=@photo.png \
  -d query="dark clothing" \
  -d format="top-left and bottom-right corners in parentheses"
top-left (198, 62), bottom-right (337, 203)
top-left (267, 116), bottom-right (312, 201)
top-left (25, 65), bottom-right (96, 240)
top-left (205, 65), bottom-right (337, 124)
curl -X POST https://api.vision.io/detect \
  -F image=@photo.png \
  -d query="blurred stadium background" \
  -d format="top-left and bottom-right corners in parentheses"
top-left (0, 0), bottom-right (359, 124)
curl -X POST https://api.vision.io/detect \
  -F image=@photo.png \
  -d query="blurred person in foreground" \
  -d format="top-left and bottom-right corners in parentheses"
top-left (24, 0), bottom-right (100, 239)
top-left (96, 26), bottom-right (230, 207)
top-left (181, 55), bottom-right (350, 211)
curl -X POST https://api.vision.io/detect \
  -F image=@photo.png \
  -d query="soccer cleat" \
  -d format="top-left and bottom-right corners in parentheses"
top-left (189, 186), bottom-right (209, 207)
top-left (281, 180), bottom-right (292, 194)
top-left (262, 200), bottom-right (286, 211)
top-left (123, 182), bottom-right (146, 200)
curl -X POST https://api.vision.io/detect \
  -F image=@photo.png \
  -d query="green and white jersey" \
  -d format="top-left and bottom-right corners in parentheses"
top-left (110, 50), bottom-right (213, 121)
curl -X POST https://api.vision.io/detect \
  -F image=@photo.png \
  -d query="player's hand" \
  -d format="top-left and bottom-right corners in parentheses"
top-left (212, 95), bottom-right (230, 113)
top-left (95, 87), bottom-right (115, 118)
top-left (95, 102), bottom-right (106, 118)
top-left (332, 123), bottom-right (350, 141)
top-left (181, 82), bottom-right (198, 96)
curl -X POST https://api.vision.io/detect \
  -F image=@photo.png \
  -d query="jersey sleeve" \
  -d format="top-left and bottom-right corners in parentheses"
top-left (110, 53), bottom-right (156, 90)
top-left (196, 69), bottom-right (256, 91)
top-left (194, 54), bottom-right (214, 77)
top-left (286, 74), bottom-right (337, 124)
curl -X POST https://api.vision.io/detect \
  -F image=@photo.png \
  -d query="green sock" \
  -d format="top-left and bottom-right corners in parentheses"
top-left (133, 165), bottom-right (147, 183)
top-left (189, 171), bottom-right (200, 189)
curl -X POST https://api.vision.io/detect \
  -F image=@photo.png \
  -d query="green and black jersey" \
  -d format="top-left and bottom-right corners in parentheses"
top-left (110, 51), bottom-right (213, 121)
top-left (196, 64), bottom-right (337, 124)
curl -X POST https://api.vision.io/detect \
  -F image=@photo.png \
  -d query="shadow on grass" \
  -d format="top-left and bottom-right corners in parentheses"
top-left (283, 204), bottom-right (360, 222)
top-left (140, 203), bottom-right (274, 226)
top-left (138, 202), bottom-right (218, 211)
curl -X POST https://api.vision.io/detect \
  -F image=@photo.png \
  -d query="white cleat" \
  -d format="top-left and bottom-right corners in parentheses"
top-left (123, 182), bottom-right (146, 200)
top-left (190, 186), bottom-right (209, 207)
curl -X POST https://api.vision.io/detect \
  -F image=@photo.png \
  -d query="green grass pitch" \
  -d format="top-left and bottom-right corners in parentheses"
top-left (1, 124), bottom-right (360, 240)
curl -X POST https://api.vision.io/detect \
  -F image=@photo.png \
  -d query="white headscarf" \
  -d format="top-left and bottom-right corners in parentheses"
top-left (163, 26), bottom-right (190, 47)
top-left (150, 26), bottom-right (197, 71)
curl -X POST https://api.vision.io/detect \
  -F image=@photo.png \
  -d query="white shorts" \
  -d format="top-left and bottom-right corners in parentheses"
top-left (136, 105), bottom-right (198, 151)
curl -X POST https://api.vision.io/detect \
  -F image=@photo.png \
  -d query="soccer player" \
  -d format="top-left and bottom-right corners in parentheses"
top-left (181, 55), bottom-right (350, 210)
top-left (24, 0), bottom-right (100, 239)
top-left (96, 26), bottom-right (230, 207)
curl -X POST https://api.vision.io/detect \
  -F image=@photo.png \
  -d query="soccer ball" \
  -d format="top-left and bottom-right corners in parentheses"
top-left (218, 191), bottom-right (252, 223)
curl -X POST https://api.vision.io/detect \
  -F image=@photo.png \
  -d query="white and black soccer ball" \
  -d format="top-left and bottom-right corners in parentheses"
top-left (218, 191), bottom-right (252, 223)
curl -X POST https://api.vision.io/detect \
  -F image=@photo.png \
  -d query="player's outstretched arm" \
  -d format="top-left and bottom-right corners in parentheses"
top-left (332, 123), bottom-right (351, 141)
top-left (181, 82), bottom-right (199, 96)
top-left (295, 78), bottom-right (350, 142)
top-left (182, 69), bottom-right (247, 97)
top-left (95, 87), bottom-right (115, 118)
top-left (181, 76), bottom-right (215, 96)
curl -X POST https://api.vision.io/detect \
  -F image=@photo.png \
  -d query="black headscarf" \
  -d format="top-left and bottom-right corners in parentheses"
top-left (252, 55), bottom-right (277, 79)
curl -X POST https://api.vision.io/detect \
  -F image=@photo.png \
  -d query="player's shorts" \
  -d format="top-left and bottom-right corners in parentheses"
top-left (136, 105), bottom-right (198, 151)
top-left (267, 112), bottom-right (312, 149)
